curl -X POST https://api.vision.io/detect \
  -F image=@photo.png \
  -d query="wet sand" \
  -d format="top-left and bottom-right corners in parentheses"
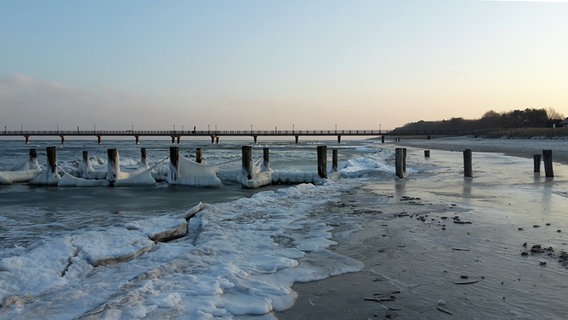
top-left (276, 138), bottom-right (568, 320)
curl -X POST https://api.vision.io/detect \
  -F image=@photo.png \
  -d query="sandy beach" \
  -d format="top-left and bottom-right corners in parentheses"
top-left (276, 137), bottom-right (568, 320)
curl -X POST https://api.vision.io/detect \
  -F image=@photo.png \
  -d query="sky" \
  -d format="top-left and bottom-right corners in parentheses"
top-left (1, 0), bottom-right (568, 132)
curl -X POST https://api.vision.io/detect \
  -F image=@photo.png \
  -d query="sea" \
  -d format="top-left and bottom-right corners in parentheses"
top-left (1, 137), bottom-right (568, 319)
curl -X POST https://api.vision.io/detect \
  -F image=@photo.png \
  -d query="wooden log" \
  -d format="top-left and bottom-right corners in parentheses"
top-left (242, 146), bottom-right (253, 179)
top-left (196, 148), bottom-right (203, 163)
top-left (317, 145), bottom-right (327, 179)
top-left (46, 146), bottom-right (57, 173)
top-left (533, 154), bottom-right (541, 173)
top-left (424, 150), bottom-right (430, 158)
top-left (332, 148), bottom-right (338, 172)
top-left (395, 148), bottom-right (404, 178)
top-left (463, 149), bottom-right (472, 178)
top-left (543, 150), bottom-right (554, 177)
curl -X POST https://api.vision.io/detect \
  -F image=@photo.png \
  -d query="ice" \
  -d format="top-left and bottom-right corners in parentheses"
top-left (168, 155), bottom-right (221, 187)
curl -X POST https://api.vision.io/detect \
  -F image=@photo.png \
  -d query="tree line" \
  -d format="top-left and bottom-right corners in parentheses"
top-left (392, 108), bottom-right (565, 134)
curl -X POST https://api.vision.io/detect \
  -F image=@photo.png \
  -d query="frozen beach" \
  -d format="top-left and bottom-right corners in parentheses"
top-left (1, 137), bottom-right (568, 319)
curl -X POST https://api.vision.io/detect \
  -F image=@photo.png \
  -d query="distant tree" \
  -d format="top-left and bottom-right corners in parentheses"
top-left (547, 108), bottom-right (565, 120)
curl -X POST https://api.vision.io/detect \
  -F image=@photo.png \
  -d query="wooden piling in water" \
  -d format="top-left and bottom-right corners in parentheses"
top-left (170, 147), bottom-right (179, 170)
top-left (533, 154), bottom-right (541, 173)
top-left (46, 146), bottom-right (57, 173)
top-left (332, 148), bottom-right (338, 172)
top-left (263, 147), bottom-right (269, 171)
top-left (424, 150), bottom-right (430, 158)
top-left (29, 148), bottom-right (37, 162)
top-left (317, 145), bottom-right (327, 179)
top-left (395, 148), bottom-right (405, 178)
top-left (82, 150), bottom-right (89, 162)
top-left (196, 148), bottom-right (203, 163)
top-left (242, 146), bottom-right (253, 179)
top-left (140, 148), bottom-right (147, 166)
top-left (543, 150), bottom-right (554, 178)
top-left (463, 149), bottom-right (472, 178)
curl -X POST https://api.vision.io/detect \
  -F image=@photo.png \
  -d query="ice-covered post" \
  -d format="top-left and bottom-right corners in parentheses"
top-left (82, 150), bottom-right (89, 162)
top-left (242, 146), bottom-right (253, 180)
top-left (424, 150), bottom-right (430, 158)
top-left (533, 154), bottom-right (541, 173)
top-left (107, 148), bottom-right (119, 186)
top-left (29, 148), bottom-right (37, 162)
top-left (317, 145), bottom-right (327, 179)
top-left (196, 148), bottom-right (203, 163)
top-left (463, 149), bottom-right (472, 178)
top-left (140, 148), bottom-right (147, 167)
top-left (262, 147), bottom-right (269, 171)
top-left (395, 147), bottom-right (405, 178)
top-left (332, 148), bottom-right (338, 172)
top-left (543, 150), bottom-right (554, 178)
top-left (46, 146), bottom-right (57, 174)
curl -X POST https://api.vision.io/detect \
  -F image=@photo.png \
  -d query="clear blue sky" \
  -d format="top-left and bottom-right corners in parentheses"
top-left (1, 0), bottom-right (567, 131)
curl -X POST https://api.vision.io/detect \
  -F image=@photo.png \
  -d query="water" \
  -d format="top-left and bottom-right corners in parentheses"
top-left (1, 138), bottom-right (568, 319)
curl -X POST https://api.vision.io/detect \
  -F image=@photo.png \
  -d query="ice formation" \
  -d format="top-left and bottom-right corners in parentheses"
top-left (168, 155), bottom-right (221, 187)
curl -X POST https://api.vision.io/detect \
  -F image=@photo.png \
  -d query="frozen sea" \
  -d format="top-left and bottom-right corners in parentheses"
top-left (1, 136), bottom-right (568, 319)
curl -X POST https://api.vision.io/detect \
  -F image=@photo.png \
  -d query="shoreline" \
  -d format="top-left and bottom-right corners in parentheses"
top-left (276, 137), bottom-right (568, 320)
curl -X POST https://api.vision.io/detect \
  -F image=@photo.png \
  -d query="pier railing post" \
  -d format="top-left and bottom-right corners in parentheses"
top-left (533, 154), bottom-right (541, 173)
top-left (242, 146), bottom-right (253, 179)
top-left (543, 150), bottom-right (554, 178)
top-left (463, 149), bottom-right (472, 178)
top-left (332, 148), bottom-right (338, 172)
top-left (317, 145), bottom-right (327, 179)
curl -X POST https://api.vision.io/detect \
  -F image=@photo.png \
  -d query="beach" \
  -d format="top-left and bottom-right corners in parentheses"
top-left (277, 137), bottom-right (568, 320)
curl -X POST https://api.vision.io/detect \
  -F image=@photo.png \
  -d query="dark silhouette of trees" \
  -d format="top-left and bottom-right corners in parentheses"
top-left (393, 108), bottom-right (562, 134)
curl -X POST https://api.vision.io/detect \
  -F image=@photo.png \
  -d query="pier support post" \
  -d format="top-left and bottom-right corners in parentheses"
top-left (170, 146), bottom-right (180, 181)
top-left (253, 136), bottom-right (258, 144)
top-left (533, 154), bottom-right (541, 173)
top-left (381, 135), bottom-right (385, 143)
top-left (317, 145), bottom-right (327, 179)
top-left (140, 148), bottom-right (147, 167)
top-left (263, 147), bottom-right (270, 171)
top-left (135, 135), bottom-right (140, 144)
top-left (424, 150), bottom-right (430, 158)
top-left (295, 135), bottom-right (299, 144)
top-left (25, 135), bottom-right (30, 144)
top-left (337, 135), bottom-right (341, 144)
top-left (60, 135), bottom-right (65, 144)
top-left (543, 150), bottom-right (554, 178)
top-left (211, 136), bottom-right (215, 144)
top-left (196, 148), bottom-right (203, 163)
top-left (216, 136), bottom-right (220, 144)
top-left (332, 148), bottom-right (338, 172)
top-left (177, 136), bottom-right (181, 144)
top-left (395, 148), bottom-right (405, 178)
top-left (463, 149), bottom-right (472, 178)
top-left (242, 146), bottom-right (253, 180)
top-left (97, 135), bottom-right (102, 144)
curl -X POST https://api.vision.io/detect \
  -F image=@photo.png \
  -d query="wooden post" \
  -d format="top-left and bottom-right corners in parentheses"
top-left (295, 135), bottom-right (299, 144)
top-left (395, 148), bottom-right (404, 178)
top-left (381, 135), bottom-right (385, 143)
top-left (533, 154), bottom-right (541, 173)
top-left (463, 149), bottom-right (472, 178)
top-left (107, 148), bottom-right (118, 186)
top-left (140, 148), bottom-right (147, 166)
top-left (82, 150), bottom-right (89, 162)
top-left (337, 135), bottom-right (341, 144)
top-left (424, 150), bottom-right (430, 158)
top-left (543, 150), bottom-right (554, 177)
top-left (317, 145), bottom-right (327, 179)
top-left (170, 146), bottom-right (179, 170)
top-left (46, 146), bottom-right (57, 173)
top-left (263, 147), bottom-right (269, 171)
top-left (402, 148), bottom-right (407, 173)
top-left (332, 148), bottom-right (338, 172)
top-left (196, 148), bottom-right (203, 163)
top-left (29, 149), bottom-right (37, 162)
top-left (242, 146), bottom-right (253, 180)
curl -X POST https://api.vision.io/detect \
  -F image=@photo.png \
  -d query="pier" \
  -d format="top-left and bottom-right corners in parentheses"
top-left (0, 129), bottom-right (383, 144)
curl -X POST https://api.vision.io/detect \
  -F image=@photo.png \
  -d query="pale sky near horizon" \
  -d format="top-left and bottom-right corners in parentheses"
top-left (1, 0), bottom-right (567, 131)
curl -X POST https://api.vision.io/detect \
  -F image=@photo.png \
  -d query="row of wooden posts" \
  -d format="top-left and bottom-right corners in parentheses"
top-left (395, 147), bottom-right (556, 178)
